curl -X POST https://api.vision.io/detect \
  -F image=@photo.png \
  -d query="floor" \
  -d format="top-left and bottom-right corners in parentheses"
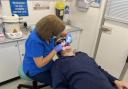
top-left (0, 79), bottom-right (52, 89)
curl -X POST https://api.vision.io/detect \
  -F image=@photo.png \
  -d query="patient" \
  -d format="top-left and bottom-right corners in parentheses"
top-left (51, 44), bottom-right (128, 89)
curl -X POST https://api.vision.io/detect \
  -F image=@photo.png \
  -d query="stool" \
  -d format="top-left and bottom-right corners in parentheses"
top-left (17, 64), bottom-right (49, 89)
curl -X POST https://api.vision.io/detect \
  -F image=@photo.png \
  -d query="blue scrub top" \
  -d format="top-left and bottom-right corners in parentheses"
top-left (23, 28), bottom-right (55, 77)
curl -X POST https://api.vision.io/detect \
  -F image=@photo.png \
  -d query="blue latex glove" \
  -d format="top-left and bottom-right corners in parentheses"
top-left (54, 44), bottom-right (63, 53)
top-left (66, 32), bottom-right (72, 44)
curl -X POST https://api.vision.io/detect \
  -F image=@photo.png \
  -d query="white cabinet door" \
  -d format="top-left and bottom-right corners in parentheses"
top-left (96, 20), bottom-right (128, 78)
top-left (0, 42), bottom-right (21, 82)
top-left (17, 40), bottom-right (26, 62)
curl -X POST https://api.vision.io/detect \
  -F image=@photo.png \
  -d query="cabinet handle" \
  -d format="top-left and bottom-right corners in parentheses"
top-left (102, 25), bottom-right (112, 32)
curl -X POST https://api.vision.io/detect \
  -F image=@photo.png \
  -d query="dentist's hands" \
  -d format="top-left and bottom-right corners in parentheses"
top-left (54, 40), bottom-right (71, 53)
top-left (56, 32), bottom-right (72, 45)
top-left (54, 32), bottom-right (72, 53)
top-left (54, 44), bottom-right (63, 53)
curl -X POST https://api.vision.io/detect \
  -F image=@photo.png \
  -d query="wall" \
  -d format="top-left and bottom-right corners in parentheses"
top-left (1, 0), bottom-right (107, 57)
top-left (1, 0), bottom-right (55, 26)
top-left (69, 0), bottom-right (107, 57)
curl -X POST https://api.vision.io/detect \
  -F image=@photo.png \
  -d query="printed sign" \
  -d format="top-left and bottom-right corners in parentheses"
top-left (10, 0), bottom-right (29, 16)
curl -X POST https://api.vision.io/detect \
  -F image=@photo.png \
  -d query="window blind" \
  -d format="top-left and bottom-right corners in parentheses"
top-left (105, 0), bottom-right (128, 24)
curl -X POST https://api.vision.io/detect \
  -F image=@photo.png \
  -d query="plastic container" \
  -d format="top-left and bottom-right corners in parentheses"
top-left (3, 16), bottom-right (20, 33)
top-left (55, 0), bottom-right (65, 20)
top-left (2, 15), bottom-right (22, 39)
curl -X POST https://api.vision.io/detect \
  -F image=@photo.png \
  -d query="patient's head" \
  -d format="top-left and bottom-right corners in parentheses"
top-left (56, 38), bottom-right (75, 58)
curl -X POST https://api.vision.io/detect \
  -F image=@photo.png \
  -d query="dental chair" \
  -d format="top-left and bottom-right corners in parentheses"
top-left (17, 64), bottom-right (49, 89)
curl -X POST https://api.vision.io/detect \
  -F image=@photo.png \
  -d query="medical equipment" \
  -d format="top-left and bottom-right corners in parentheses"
top-left (90, 0), bottom-right (101, 8)
top-left (55, 0), bottom-right (65, 20)
top-left (63, 1), bottom-right (71, 24)
top-left (76, 0), bottom-right (101, 12)
top-left (56, 38), bottom-right (66, 44)
top-left (2, 15), bottom-right (23, 39)
top-left (76, 0), bottom-right (91, 12)
top-left (66, 32), bottom-right (72, 44)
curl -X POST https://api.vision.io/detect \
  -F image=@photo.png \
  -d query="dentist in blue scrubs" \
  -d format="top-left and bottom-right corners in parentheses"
top-left (23, 15), bottom-right (72, 86)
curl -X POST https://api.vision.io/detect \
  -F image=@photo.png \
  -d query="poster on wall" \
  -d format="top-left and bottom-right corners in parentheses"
top-left (10, 0), bottom-right (29, 16)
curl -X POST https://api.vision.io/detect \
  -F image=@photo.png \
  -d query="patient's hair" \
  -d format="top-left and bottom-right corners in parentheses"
top-left (36, 15), bottom-right (65, 41)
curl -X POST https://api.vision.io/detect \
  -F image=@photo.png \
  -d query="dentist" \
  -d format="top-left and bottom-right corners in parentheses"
top-left (23, 15), bottom-right (72, 86)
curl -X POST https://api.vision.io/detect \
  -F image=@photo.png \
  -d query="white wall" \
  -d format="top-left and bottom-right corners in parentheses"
top-left (1, 0), bottom-right (107, 57)
top-left (1, 0), bottom-right (55, 26)
top-left (69, 0), bottom-right (107, 57)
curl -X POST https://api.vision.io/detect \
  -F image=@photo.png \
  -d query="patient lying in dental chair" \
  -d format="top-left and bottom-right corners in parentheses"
top-left (51, 42), bottom-right (128, 89)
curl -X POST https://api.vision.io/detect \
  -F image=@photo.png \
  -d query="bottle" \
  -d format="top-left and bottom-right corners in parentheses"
top-left (55, 0), bottom-right (65, 20)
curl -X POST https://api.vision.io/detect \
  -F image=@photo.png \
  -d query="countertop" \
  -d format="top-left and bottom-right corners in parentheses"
top-left (0, 34), bottom-right (28, 44)
top-left (0, 25), bottom-right (83, 44)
